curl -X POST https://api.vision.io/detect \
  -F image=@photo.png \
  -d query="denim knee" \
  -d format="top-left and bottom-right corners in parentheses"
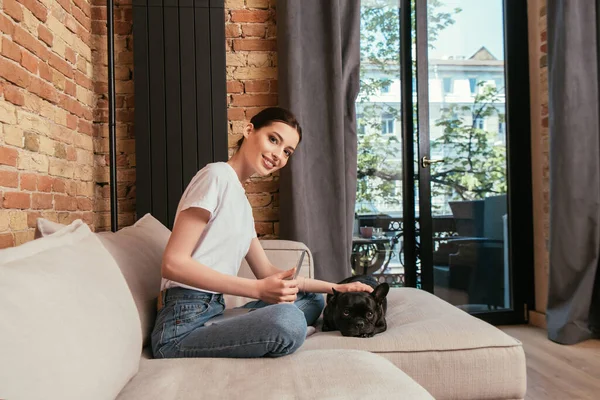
top-left (266, 303), bottom-right (307, 357)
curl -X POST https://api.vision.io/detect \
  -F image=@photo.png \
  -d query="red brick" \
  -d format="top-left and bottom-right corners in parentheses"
top-left (13, 25), bottom-right (49, 61)
top-left (231, 10), bottom-right (270, 23)
top-left (65, 47), bottom-right (76, 64)
top-left (227, 81), bottom-right (244, 93)
top-left (21, 50), bottom-right (39, 74)
top-left (18, 0), bottom-right (48, 22)
top-left (0, 58), bottom-right (31, 88)
top-left (115, 21), bottom-right (131, 35)
top-left (255, 222), bottom-right (274, 235)
top-left (228, 107), bottom-right (245, 121)
top-left (270, 80), bottom-right (278, 93)
top-left (20, 173), bottom-right (37, 191)
top-left (65, 14), bottom-right (78, 34)
top-left (48, 52), bottom-right (74, 79)
top-left (231, 94), bottom-right (277, 107)
top-left (66, 146), bottom-right (76, 161)
top-left (74, 70), bottom-right (92, 90)
top-left (74, 0), bottom-right (90, 16)
top-left (53, 179), bottom-right (66, 193)
top-left (72, 5), bottom-right (89, 29)
top-left (37, 175), bottom-right (53, 192)
top-left (65, 79), bottom-right (76, 96)
top-left (91, 5), bottom-right (106, 20)
top-left (78, 119), bottom-right (93, 135)
top-left (28, 77), bottom-right (58, 104)
top-left (66, 113), bottom-right (78, 129)
top-left (542, 116), bottom-right (548, 128)
top-left (4, 192), bottom-right (31, 209)
top-left (541, 30), bottom-right (547, 43)
top-left (241, 24), bottom-right (266, 38)
top-left (32, 193), bottom-right (53, 209)
top-left (56, 0), bottom-right (71, 12)
top-left (244, 80), bottom-right (270, 93)
top-left (0, 170), bottom-right (19, 188)
top-left (0, 233), bottom-right (15, 249)
top-left (0, 147), bottom-right (19, 167)
top-left (232, 39), bottom-right (276, 52)
top-left (27, 211), bottom-right (41, 228)
top-left (39, 62), bottom-right (52, 82)
top-left (77, 197), bottom-right (93, 211)
top-left (91, 20), bottom-right (106, 34)
top-left (2, 38), bottom-right (21, 62)
top-left (0, 14), bottom-right (15, 35)
top-left (4, 0), bottom-right (24, 22)
top-left (54, 194), bottom-right (77, 211)
top-left (540, 43), bottom-right (547, 53)
top-left (38, 25), bottom-right (53, 47)
top-left (4, 84), bottom-right (24, 106)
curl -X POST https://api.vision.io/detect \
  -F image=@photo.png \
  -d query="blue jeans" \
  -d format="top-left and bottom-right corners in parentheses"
top-left (151, 287), bottom-right (325, 359)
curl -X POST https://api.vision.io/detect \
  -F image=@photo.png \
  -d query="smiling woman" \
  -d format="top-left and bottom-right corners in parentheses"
top-left (151, 106), bottom-right (374, 360)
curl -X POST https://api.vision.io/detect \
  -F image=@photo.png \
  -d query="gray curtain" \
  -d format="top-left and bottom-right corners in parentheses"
top-left (277, 0), bottom-right (361, 282)
top-left (547, 0), bottom-right (600, 344)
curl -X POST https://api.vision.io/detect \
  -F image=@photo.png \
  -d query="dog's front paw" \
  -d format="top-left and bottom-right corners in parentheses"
top-left (360, 333), bottom-right (375, 338)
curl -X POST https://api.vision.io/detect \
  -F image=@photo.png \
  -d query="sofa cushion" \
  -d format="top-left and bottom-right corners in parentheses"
top-left (116, 350), bottom-right (434, 400)
top-left (301, 287), bottom-right (527, 400)
top-left (0, 220), bottom-right (142, 400)
top-left (36, 213), bottom-right (170, 347)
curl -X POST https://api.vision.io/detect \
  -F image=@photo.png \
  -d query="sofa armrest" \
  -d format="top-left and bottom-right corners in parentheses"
top-left (224, 240), bottom-right (314, 308)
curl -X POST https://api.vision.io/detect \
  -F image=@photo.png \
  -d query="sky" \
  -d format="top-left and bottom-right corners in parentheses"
top-left (428, 0), bottom-right (505, 60)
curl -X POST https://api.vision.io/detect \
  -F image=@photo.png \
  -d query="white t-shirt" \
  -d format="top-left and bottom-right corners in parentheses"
top-left (161, 162), bottom-right (257, 293)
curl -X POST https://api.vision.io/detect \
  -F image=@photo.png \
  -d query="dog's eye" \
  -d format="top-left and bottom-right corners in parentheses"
top-left (366, 311), bottom-right (373, 319)
top-left (343, 309), bottom-right (350, 316)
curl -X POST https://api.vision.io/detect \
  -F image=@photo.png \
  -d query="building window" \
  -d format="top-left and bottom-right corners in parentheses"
top-left (469, 78), bottom-right (477, 94)
top-left (498, 121), bottom-right (506, 135)
top-left (357, 114), bottom-right (365, 135)
top-left (474, 117), bottom-right (485, 130)
top-left (443, 78), bottom-right (453, 94)
top-left (381, 114), bottom-right (395, 135)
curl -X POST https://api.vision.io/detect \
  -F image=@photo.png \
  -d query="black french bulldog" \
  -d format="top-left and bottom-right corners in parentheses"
top-left (322, 275), bottom-right (389, 338)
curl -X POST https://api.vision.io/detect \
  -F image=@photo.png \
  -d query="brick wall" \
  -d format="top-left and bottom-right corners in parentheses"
top-left (90, 0), bottom-right (135, 232)
top-left (0, 0), bottom-right (280, 248)
top-left (0, 0), bottom-right (97, 248)
top-left (225, 0), bottom-right (280, 238)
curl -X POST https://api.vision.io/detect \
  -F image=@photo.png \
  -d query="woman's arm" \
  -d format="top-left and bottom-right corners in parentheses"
top-left (162, 208), bottom-right (298, 303)
top-left (300, 277), bottom-right (373, 295)
top-left (243, 238), bottom-right (372, 295)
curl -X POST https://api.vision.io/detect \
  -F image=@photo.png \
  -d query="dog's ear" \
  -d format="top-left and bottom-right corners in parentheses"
top-left (371, 283), bottom-right (389, 303)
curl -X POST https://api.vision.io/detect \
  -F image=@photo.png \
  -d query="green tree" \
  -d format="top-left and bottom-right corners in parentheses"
top-left (431, 82), bottom-right (506, 203)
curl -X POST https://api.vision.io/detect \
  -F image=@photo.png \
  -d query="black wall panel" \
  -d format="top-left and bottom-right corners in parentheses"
top-left (133, 0), bottom-right (227, 229)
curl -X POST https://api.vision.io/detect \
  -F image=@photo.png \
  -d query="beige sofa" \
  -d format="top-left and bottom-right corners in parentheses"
top-left (0, 214), bottom-right (526, 399)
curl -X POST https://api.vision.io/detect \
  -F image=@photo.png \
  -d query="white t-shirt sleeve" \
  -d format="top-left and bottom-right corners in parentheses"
top-left (179, 169), bottom-right (221, 218)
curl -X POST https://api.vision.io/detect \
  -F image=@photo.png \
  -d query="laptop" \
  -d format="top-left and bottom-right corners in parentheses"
top-left (204, 250), bottom-right (306, 326)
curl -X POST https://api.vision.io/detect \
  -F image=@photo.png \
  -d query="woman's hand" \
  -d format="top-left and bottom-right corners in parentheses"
top-left (333, 281), bottom-right (374, 294)
top-left (255, 268), bottom-right (299, 304)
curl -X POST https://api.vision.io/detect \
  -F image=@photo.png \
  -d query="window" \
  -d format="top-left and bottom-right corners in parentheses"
top-left (443, 78), bottom-right (453, 94)
top-left (469, 78), bottom-right (477, 94)
top-left (474, 117), bottom-right (485, 130)
top-left (381, 114), bottom-right (395, 135)
top-left (498, 121), bottom-right (506, 135)
top-left (357, 114), bottom-right (366, 135)
top-left (381, 84), bottom-right (391, 94)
